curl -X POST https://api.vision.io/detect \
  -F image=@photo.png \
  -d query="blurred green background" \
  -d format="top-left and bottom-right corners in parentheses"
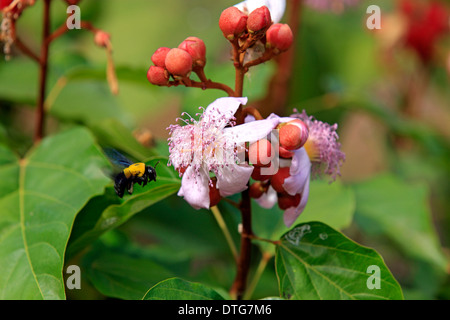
top-left (0, 0), bottom-right (449, 299)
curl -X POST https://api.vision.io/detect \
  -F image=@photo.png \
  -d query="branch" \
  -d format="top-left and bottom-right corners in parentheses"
top-left (167, 78), bottom-right (235, 97)
top-left (34, 0), bottom-right (51, 143)
top-left (14, 37), bottom-right (40, 63)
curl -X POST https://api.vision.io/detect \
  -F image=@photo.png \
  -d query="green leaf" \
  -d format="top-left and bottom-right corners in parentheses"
top-left (253, 180), bottom-right (355, 254)
top-left (82, 246), bottom-right (174, 300)
top-left (49, 79), bottom-right (133, 127)
top-left (275, 222), bottom-right (404, 300)
top-left (142, 278), bottom-right (225, 300)
top-left (0, 128), bottom-right (110, 299)
top-left (353, 174), bottom-right (448, 271)
top-left (66, 157), bottom-right (180, 258)
top-left (90, 118), bottom-right (157, 161)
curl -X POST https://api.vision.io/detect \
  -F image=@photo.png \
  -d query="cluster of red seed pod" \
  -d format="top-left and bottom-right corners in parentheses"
top-left (147, 36), bottom-right (207, 86)
top-left (248, 119), bottom-right (309, 210)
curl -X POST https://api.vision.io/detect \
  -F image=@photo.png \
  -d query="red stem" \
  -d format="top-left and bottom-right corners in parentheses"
top-left (229, 36), bottom-right (253, 300)
top-left (34, 0), bottom-right (51, 143)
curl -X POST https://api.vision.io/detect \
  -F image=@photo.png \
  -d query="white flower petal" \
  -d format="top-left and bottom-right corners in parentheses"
top-left (223, 117), bottom-right (279, 143)
top-left (267, 113), bottom-right (295, 123)
top-left (234, 0), bottom-right (286, 23)
top-left (202, 97), bottom-right (247, 128)
top-left (216, 164), bottom-right (253, 197)
top-left (178, 166), bottom-right (211, 209)
top-left (283, 148), bottom-right (311, 195)
top-left (255, 185), bottom-right (277, 209)
top-left (283, 177), bottom-right (310, 227)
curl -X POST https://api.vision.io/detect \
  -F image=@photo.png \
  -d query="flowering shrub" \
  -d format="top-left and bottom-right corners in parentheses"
top-left (0, 0), bottom-right (448, 302)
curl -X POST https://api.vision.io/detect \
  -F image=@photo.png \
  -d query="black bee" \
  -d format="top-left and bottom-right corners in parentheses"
top-left (104, 148), bottom-right (158, 198)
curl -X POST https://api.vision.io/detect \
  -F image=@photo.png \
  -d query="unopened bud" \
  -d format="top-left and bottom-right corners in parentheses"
top-left (147, 66), bottom-right (169, 86)
top-left (94, 30), bottom-right (110, 48)
top-left (278, 193), bottom-right (301, 210)
top-left (165, 48), bottom-right (193, 77)
top-left (209, 179), bottom-right (222, 207)
top-left (270, 167), bottom-right (290, 193)
top-left (219, 6), bottom-right (248, 40)
top-left (65, 0), bottom-right (81, 5)
top-left (249, 138), bottom-right (274, 167)
top-left (278, 119), bottom-right (308, 150)
top-left (151, 47), bottom-right (171, 68)
top-left (251, 166), bottom-right (275, 181)
top-left (266, 23), bottom-right (293, 52)
top-left (0, 0), bottom-right (13, 10)
top-left (249, 182), bottom-right (266, 199)
top-left (279, 146), bottom-right (295, 159)
top-left (247, 6), bottom-right (272, 33)
top-left (178, 36), bottom-right (206, 68)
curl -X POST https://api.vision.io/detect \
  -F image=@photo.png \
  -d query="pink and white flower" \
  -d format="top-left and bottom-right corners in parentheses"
top-left (253, 111), bottom-right (344, 227)
top-left (167, 97), bottom-right (279, 209)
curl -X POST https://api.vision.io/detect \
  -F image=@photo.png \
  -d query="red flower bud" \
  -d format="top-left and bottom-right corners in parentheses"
top-left (178, 36), bottom-right (206, 68)
top-left (251, 166), bottom-right (275, 181)
top-left (94, 30), bottom-right (110, 48)
top-left (165, 48), bottom-right (193, 77)
top-left (247, 6), bottom-right (272, 33)
top-left (279, 146), bottom-right (295, 159)
top-left (209, 179), bottom-right (222, 207)
top-left (248, 138), bottom-right (275, 167)
top-left (249, 182), bottom-right (265, 199)
top-left (151, 47), bottom-right (171, 68)
top-left (278, 193), bottom-right (301, 210)
top-left (266, 23), bottom-right (294, 52)
top-left (219, 6), bottom-right (248, 40)
top-left (278, 119), bottom-right (309, 150)
top-left (147, 66), bottom-right (169, 86)
top-left (270, 167), bottom-right (291, 193)
top-left (0, 0), bottom-right (13, 10)
top-left (65, 0), bottom-right (81, 5)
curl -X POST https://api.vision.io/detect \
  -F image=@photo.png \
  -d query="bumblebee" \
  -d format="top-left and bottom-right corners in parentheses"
top-left (104, 148), bottom-right (158, 198)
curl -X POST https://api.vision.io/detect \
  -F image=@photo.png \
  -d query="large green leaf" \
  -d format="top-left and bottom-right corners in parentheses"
top-left (275, 222), bottom-right (404, 300)
top-left (0, 128), bottom-right (110, 299)
top-left (66, 157), bottom-right (180, 258)
top-left (252, 180), bottom-right (355, 254)
top-left (142, 278), bottom-right (225, 300)
top-left (353, 174), bottom-right (448, 272)
top-left (82, 246), bottom-right (174, 300)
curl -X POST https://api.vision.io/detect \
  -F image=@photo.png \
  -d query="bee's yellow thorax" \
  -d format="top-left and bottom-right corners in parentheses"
top-left (123, 163), bottom-right (145, 178)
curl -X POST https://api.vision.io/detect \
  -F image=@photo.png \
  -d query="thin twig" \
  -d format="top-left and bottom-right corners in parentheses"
top-left (34, 0), bottom-right (51, 143)
top-left (210, 206), bottom-right (239, 264)
top-left (243, 252), bottom-right (273, 300)
top-left (14, 37), bottom-right (40, 63)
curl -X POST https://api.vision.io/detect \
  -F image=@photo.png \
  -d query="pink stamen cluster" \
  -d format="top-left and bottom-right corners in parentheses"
top-left (292, 109), bottom-right (345, 180)
top-left (167, 109), bottom-right (238, 179)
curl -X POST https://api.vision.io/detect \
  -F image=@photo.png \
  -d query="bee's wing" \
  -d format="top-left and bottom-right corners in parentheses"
top-left (103, 147), bottom-right (134, 168)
